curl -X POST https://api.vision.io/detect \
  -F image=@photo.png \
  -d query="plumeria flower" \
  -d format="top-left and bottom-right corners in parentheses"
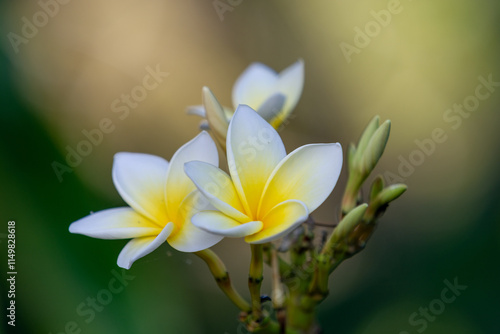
top-left (69, 132), bottom-right (223, 269)
top-left (184, 106), bottom-right (342, 244)
top-left (187, 60), bottom-right (304, 149)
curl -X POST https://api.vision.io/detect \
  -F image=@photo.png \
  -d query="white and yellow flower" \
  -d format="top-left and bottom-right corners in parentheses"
top-left (184, 106), bottom-right (342, 244)
top-left (188, 60), bottom-right (304, 148)
top-left (69, 132), bottom-right (223, 269)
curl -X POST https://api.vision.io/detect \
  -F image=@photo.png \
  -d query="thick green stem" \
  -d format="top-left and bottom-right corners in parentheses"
top-left (286, 290), bottom-right (319, 333)
top-left (194, 249), bottom-right (251, 312)
top-left (249, 244), bottom-right (264, 321)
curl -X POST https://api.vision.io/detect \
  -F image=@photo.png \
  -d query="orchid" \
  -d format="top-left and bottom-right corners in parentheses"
top-left (184, 105), bottom-right (343, 244)
top-left (188, 60), bottom-right (304, 148)
top-left (69, 132), bottom-right (223, 269)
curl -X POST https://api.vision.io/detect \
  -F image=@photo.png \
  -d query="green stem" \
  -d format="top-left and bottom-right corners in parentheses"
top-left (271, 247), bottom-right (286, 333)
top-left (249, 244), bottom-right (264, 321)
top-left (341, 174), bottom-right (361, 216)
top-left (308, 254), bottom-right (329, 298)
top-left (286, 289), bottom-right (319, 333)
top-left (194, 249), bottom-right (251, 312)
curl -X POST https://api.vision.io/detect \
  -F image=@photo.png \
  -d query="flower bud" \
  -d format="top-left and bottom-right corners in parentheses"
top-left (332, 203), bottom-right (368, 242)
top-left (376, 184), bottom-right (407, 206)
top-left (365, 183), bottom-right (407, 222)
top-left (353, 115), bottom-right (380, 168)
top-left (202, 87), bottom-right (229, 150)
top-left (360, 120), bottom-right (391, 173)
top-left (322, 204), bottom-right (368, 257)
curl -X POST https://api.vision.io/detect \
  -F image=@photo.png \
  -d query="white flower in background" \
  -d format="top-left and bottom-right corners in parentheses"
top-left (69, 132), bottom-right (223, 269)
top-left (184, 106), bottom-right (342, 244)
top-left (188, 60), bottom-right (304, 148)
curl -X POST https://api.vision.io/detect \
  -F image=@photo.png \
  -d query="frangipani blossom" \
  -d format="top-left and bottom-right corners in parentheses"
top-left (232, 59), bottom-right (304, 126)
top-left (184, 106), bottom-right (342, 244)
top-left (69, 132), bottom-right (223, 269)
top-left (188, 60), bottom-right (304, 148)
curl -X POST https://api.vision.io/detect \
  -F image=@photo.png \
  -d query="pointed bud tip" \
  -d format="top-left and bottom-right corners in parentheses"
top-left (380, 119), bottom-right (391, 132)
top-left (377, 184), bottom-right (407, 204)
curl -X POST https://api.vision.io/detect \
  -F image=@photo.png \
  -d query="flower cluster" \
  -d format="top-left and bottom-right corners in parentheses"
top-left (69, 60), bottom-right (406, 333)
top-left (70, 60), bottom-right (340, 268)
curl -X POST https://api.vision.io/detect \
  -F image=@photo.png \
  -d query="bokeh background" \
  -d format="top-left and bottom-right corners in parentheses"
top-left (1, 0), bottom-right (499, 333)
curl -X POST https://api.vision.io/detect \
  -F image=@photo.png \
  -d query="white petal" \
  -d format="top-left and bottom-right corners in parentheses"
top-left (245, 200), bottom-right (308, 244)
top-left (232, 61), bottom-right (304, 128)
top-left (69, 207), bottom-right (162, 239)
top-left (165, 131), bottom-right (218, 222)
top-left (184, 161), bottom-right (249, 222)
top-left (192, 211), bottom-right (263, 238)
top-left (275, 59), bottom-right (304, 123)
top-left (257, 93), bottom-right (286, 123)
top-left (186, 105), bottom-right (206, 117)
top-left (167, 191), bottom-right (223, 252)
top-left (259, 143), bottom-right (343, 217)
top-left (232, 63), bottom-right (278, 110)
top-left (226, 106), bottom-right (286, 216)
top-left (112, 152), bottom-right (169, 224)
top-left (117, 222), bottom-right (174, 269)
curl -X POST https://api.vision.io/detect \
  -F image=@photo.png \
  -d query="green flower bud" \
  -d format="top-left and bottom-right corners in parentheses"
top-left (353, 115), bottom-right (380, 168)
top-left (322, 204), bottom-right (368, 257)
top-left (376, 184), bottom-right (407, 206)
top-left (365, 183), bottom-right (407, 222)
top-left (342, 116), bottom-right (392, 216)
top-left (360, 120), bottom-right (391, 173)
top-left (332, 203), bottom-right (368, 242)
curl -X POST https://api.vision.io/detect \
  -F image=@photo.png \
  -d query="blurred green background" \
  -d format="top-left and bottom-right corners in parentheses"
top-left (1, 0), bottom-right (499, 333)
